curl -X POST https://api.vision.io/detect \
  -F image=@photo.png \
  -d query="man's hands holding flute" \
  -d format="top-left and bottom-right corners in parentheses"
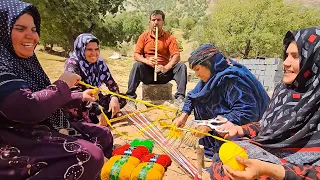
top-left (147, 56), bottom-right (157, 67)
top-left (148, 57), bottom-right (170, 73)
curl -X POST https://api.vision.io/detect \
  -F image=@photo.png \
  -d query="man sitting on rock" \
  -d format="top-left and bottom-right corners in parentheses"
top-left (126, 10), bottom-right (187, 107)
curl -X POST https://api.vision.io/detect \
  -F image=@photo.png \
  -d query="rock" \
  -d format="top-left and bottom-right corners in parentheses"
top-left (142, 83), bottom-right (173, 101)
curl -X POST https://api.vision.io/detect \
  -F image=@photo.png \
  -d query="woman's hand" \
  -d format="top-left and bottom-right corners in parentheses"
top-left (173, 113), bottom-right (189, 128)
top-left (218, 124), bottom-right (244, 139)
top-left (82, 89), bottom-right (98, 102)
top-left (108, 96), bottom-right (120, 118)
top-left (58, 72), bottom-right (81, 88)
top-left (223, 157), bottom-right (285, 180)
top-left (192, 125), bottom-right (212, 138)
top-left (223, 157), bottom-right (263, 180)
top-left (214, 116), bottom-right (244, 139)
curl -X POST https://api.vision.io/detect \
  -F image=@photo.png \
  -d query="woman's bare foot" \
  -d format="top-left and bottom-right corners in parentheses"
top-left (98, 114), bottom-right (108, 126)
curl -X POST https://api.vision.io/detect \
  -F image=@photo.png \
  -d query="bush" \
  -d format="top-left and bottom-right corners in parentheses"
top-left (166, 16), bottom-right (180, 28)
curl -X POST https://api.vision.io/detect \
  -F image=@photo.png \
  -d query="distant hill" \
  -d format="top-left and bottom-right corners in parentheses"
top-left (206, 0), bottom-right (320, 14)
top-left (286, 0), bottom-right (320, 7)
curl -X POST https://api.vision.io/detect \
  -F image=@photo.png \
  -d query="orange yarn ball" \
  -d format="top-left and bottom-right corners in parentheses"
top-left (101, 155), bottom-right (140, 180)
top-left (131, 162), bottom-right (165, 180)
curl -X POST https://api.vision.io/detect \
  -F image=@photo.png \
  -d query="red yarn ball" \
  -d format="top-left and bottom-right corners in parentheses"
top-left (141, 153), bottom-right (172, 169)
top-left (112, 144), bottom-right (130, 156)
top-left (112, 144), bottom-right (149, 160)
top-left (130, 146), bottom-right (149, 160)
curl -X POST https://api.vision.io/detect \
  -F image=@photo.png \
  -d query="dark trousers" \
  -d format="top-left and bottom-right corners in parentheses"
top-left (126, 62), bottom-right (187, 99)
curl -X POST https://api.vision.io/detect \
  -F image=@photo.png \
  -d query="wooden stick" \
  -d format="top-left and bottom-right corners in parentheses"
top-left (196, 143), bottom-right (205, 179)
top-left (154, 26), bottom-right (158, 81)
top-left (109, 106), bottom-right (158, 123)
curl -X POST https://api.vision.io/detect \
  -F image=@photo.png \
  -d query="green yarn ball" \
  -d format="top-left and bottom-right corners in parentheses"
top-left (130, 139), bottom-right (154, 153)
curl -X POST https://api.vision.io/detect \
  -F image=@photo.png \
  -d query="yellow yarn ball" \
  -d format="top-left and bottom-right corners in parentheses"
top-left (118, 163), bottom-right (136, 180)
top-left (101, 157), bottom-right (117, 180)
top-left (140, 162), bottom-right (165, 175)
top-left (130, 162), bottom-right (165, 180)
top-left (101, 155), bottom-right (140, 180)
top-left (219, 142), bottom-right (248, 171)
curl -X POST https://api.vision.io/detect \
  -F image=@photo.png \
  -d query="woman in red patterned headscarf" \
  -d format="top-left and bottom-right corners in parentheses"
top-left (210, 27), bottom-right (320, 180)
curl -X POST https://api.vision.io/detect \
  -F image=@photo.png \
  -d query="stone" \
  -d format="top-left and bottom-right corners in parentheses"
top-left (142, 83), bottom-right (173, 101)
top-left (187, 72), bottom-right (198, 82)
top-left (240, 58), bottom-right (283, 91)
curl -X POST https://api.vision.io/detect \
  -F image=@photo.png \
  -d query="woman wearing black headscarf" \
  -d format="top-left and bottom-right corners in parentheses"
top-left (0, 1), bottom-right (113, 179)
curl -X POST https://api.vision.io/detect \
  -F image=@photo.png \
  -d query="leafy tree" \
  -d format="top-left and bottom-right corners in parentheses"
top-left (25, 0), bottom-right (125, 53)
top-left (94, 14), bottom-right (124, 47)
top-left (177, 40), bottom-right (184, 52)
top-left (173, 0), bottom-right (208, 19)
top-left (193, 0), bottom-right (320, 58)
top-left (117, 12), bottom-right (146, 43)
top-left (166, 16), bottom-right (179, 28)
top-left (125, 0), bottom-right (175, 15)
top-left (180, 17), bottom-right (197, 41)
top-left (126, 0), bottom-right (208, 19)
top-left (95, 12), bottom-right (145, 47)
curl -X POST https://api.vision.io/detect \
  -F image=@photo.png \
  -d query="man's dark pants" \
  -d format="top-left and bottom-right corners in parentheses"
top-left (126, 62), bottom-right (187, 99)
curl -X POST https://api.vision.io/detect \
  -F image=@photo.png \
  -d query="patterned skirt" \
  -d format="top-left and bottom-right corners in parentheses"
top-left (0, 121), bottom-right (113, 180)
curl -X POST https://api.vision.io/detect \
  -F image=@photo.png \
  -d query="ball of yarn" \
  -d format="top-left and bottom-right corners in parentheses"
top-left (131, 162), bottom-right (165, 180)
top-left (141, 153), bottom-right (172, 169)
top-left (112, 144), bottom-right (131, 156)
top-left (219, 142), bottom-right (248, 171)
top-left (101, 155), bottom-right (140, 180)
top-left (130, 139), bottom-right (154, 153)
top-left (193, 175), bottom-right (202, 180)
top-left (112, 144), bottom-right (149, 160)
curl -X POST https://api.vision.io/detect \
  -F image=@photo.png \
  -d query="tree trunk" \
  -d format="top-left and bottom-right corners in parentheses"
top-left (88, 23), bottom-right (95, 33)
top-left (244, 39), bottom-right (251, 59)
top-left (66, 33), bottom-right (76, 55)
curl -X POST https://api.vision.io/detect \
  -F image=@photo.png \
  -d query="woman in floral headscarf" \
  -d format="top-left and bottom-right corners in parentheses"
top-left (64, 33), bottom-right (126, 125)
top-left (210, 27), bottom-right (320, 180)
